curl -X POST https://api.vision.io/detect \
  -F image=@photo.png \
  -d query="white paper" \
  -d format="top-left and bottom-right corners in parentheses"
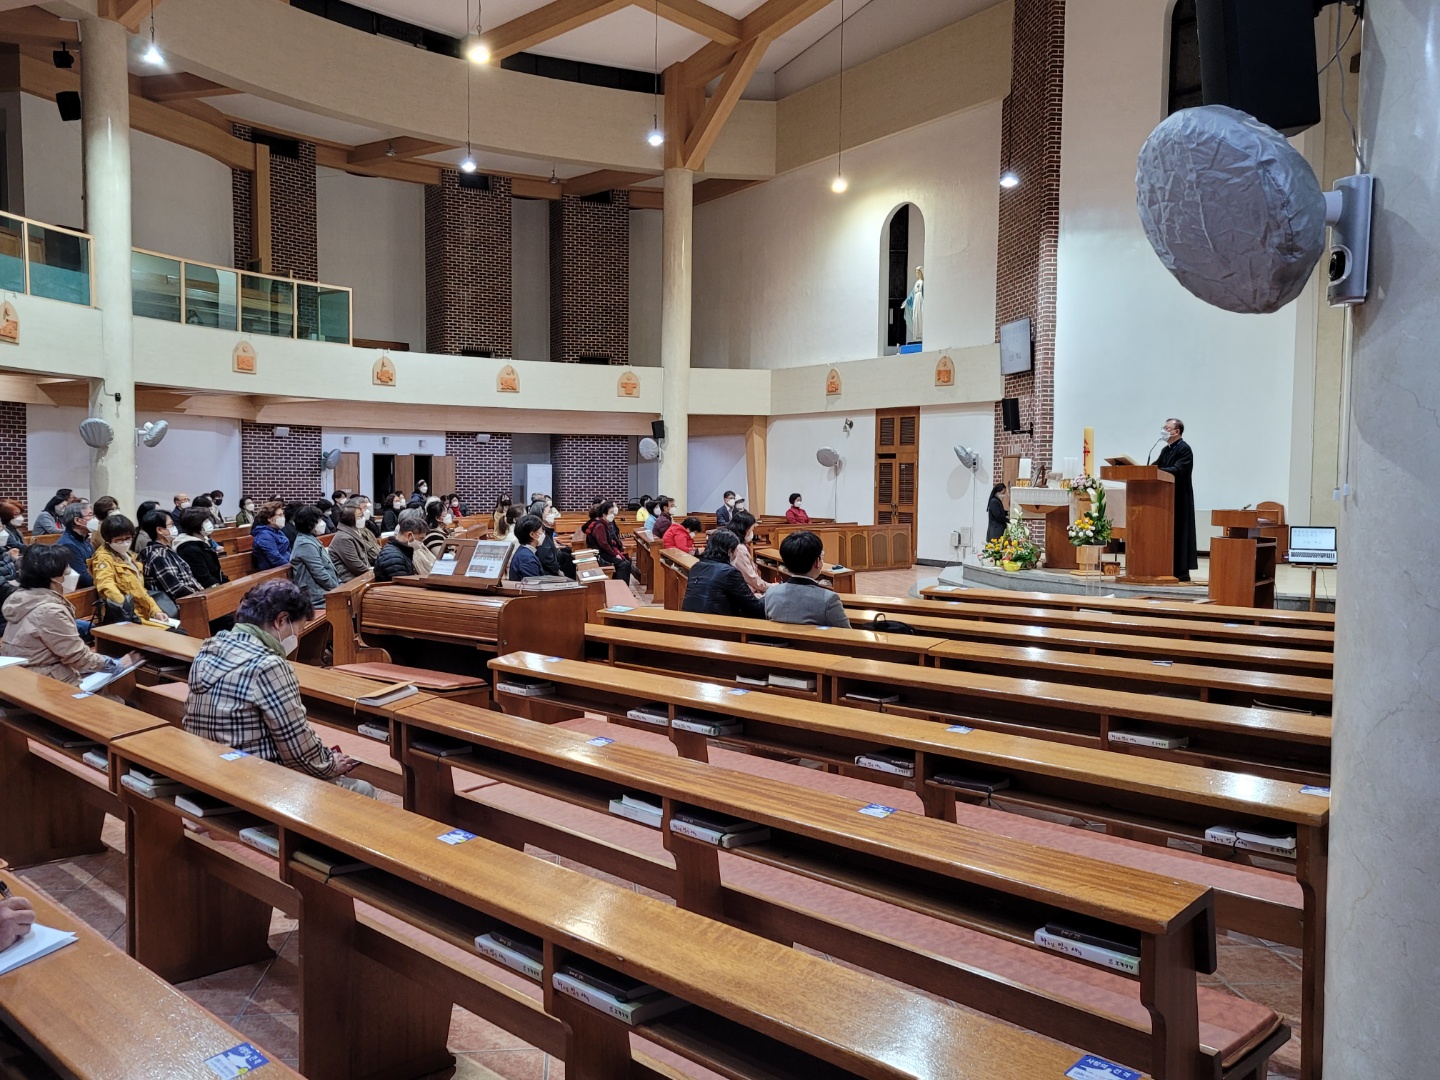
top-left (0, 656), bottom-right (28, 668)
top-left (0, 922), bottom-right (78, 976)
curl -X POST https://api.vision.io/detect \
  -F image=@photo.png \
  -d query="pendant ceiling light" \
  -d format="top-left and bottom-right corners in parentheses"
top-left (142, 0), bottom-right (164, 64)
top-left (999, 91), bottom-right (1020, 188)
top-left (647, 0), bottom-right (664, 146)
top-left (460, 0), bottom-right (478, 172)
top-left (467, 1), bottom-right (491, 63)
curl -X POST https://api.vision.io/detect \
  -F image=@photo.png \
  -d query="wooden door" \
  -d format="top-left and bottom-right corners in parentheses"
top-left (874, 408), bottom-right (919, 529)
top-left (431, 456), bottom-right (456, 497)
top-left (334, 453), bottom-right (360, 496)
top-left (394, 455), bottom-right (415, 498)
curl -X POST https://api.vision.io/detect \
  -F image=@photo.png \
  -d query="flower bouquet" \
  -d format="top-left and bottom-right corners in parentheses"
top-left (981, 502), bottom-right (1041, 570)
top-left (1065, 475), bottom-right (1113, 546)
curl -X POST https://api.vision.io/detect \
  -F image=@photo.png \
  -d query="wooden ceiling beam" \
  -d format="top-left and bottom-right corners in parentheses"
top-left (0, 8), bottom-right (80, 48)
top-left (564, 169), bottom-right (657, 197)
top-left (104, 0), bottom-right (164, 35)
top-left (474, 0), bottom-right (631, 63)
top-left (137, 72), bottom-right (241, 102)
top-left (348, 136), bottom-right (456, 167)
top-left (680, 35), bottom-right (764, 170)
top-left (626, 187), bottom-right (664, 209)
top-left (644, 0), bottom-right (741, 45)
top-left (693, 177), bottom-right (760, 204)
top-left (739, 0), bottom-right (832, 42)
top-left (313, 143), bottom-right (443, 185)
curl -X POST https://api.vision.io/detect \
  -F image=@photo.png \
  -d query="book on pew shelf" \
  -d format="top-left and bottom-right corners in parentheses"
top-left (749, 637), bottom-right (792, 649)
top-left (78, 656), bottom-right (147, 695)
top-left (1034, 927), bottom-right (1140, 975)
top-left (293, 846), bottom-right (371, 876)
top-left (768, 673), bottom-right (817, 691)
top-left (932, 769), bottom-right (1012, 795)
top-left (174, 792), bottom-right (244, 819)
top-left (559, 957), bottom-right (664, 1003)
top-left (671, 714), bottom-right (743, 737)
top-left (1108, 729), bottom-right (1190, 750)
top-left (734, 673), bottom-right (769, 687)
top-left (357, 722), bottom-right (391, 743)
top-left (410, 735), bottom-right (473, 758)
top-left (844, 689), bottom-right (902, 705)
top-left (490, 929), bottom-right (544, 962)
top-left (668, 809), bottom-right (771, 849)
top-left (119, 769), bottom-right (192, 800)
top-left (625, 705), bottom-right (670, 728)
top-left (1043, 917), bottom-right (1141, 958)
top-left (81, 749), bottom-right (109, 774)
top-left (28, 718), bottom-right (102, 751)
top-left (474, 933), bottom-right (543, 980)
top-left (854, 750), bottom-right (916, 778)
top-left (0, 923), bottom-right (77, 977)
top-left (609, 794), bottom-right (663, 828)
top-left (357, 681), bottom-right (419, 707)
top-left (1204, 826), bottom-right (1298, 858)
top-left (495, 677), bottom-right (556, 697)
top-left (551, 972), bottom-right (686, 1026)
top-left (239, 825), bottom-right (280, 857)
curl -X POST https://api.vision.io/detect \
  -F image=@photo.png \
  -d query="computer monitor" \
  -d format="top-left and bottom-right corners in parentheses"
top-left (1289, 526), bottom-right (1337, 565)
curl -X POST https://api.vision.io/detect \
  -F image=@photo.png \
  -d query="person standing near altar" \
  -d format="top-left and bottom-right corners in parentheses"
top-left (1156, 418), bottom-right (1197, 582)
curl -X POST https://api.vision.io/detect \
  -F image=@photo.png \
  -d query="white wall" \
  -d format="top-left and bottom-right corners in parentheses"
top-left (1054, 0), bottom-right (1308, 537)
top-left (316, 167), bottom-right (426, 350)
top-left (512, 197), bottom-right (549, 362)
top-left (131, 131), bottom-right (233, 265)
top-left (26, 405), bottom-right (242, 514)
top-left (687, 435), bottom-right (747, 514)
top-left (692, 104), bottom-right (1000, 369)
top-left (318, 428), bottom-right (445, 500)
top-left (766, 412), bottom-right (875, 522)
top-left (915, 402), bottom-right (993, 563)
top-left (629, 208), bottom-right (662, 367)
top-left (19, 93), bottom-right (82, 230)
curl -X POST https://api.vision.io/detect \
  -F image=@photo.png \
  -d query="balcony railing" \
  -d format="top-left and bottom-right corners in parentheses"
top-left (0, 213), bottom-right (93, 306)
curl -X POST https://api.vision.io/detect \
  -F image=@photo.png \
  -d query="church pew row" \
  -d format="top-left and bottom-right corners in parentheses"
top-left (600, 604), bottom-right (1333, 677)
top-left (488, 651), bottom-right (1327, 1080)
top-left (586, 621), bottom-right (1333, 712)
top-left (918, 584), bottom-right (1335, 629)
top-left (107, 722), bottom-right (1105, 1080)
top-left (751, 547), bottom-right (859, 594)
top-left (0, 869), bottom-right (303, 1080)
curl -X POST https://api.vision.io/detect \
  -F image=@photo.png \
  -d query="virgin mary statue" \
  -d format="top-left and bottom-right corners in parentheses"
top-left (902, 266), bottom-right (924, 344)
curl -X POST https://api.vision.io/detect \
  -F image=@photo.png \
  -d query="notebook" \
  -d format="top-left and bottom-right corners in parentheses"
top-left (0, 923), bottom-right (78, 977)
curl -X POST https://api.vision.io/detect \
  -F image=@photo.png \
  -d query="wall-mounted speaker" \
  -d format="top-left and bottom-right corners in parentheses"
top-left (1000, 397), bottom-right (1033, 438)
top-left (1196, 0), bottom-right (1321, 136)
top-left (56, 91), bottom-right (82, 122)
top-left (651, 419), bottom-right (666, 442)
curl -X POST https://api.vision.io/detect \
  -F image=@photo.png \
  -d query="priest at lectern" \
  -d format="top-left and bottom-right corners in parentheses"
top-left (1156, 418), bottom-right (1197, 581)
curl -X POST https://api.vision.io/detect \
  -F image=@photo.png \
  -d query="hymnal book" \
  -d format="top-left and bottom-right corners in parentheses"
top-left (558, 957), bottom-right (663, 1003)
top-left (669, 809), bottom-right (770, 849)
top-left (120, 768), bottom-right (192, 800)
top-left (30, 719), bottom-right (102, 752)
top-left (82, 749), bottom-right (109, 774)
top-left (410, 735), bottom-right (473, 759)
top-left (1043, 918), bottom-right (1141, 958)
top-left (474, 933), bottom-right (543, 980)
top-left (854, 750), bottom-right (915, 778)
top-left (357, 682), bottom-right (419, 707)
top-left (490, 929), bottom-right (544, 962)
top-left (844, 689), bottom-right (902, 705)
top-left (175, 793), bottom-right (243, 819)
top-left (609, 794), bottom-right (663, 828)
top-left (0, 923), bottom-right (77, 977)
top-left (551, 972), bottom-right (686, 1025)
top-left (239, 825), bottom-right (280, 857)
top-left (768, 673), bottom-right (817, 691)
top-left (496, 678), bottom-right (555, 697)
top-left (750, 637), bottom-right (792, 649)
top-left (1034, 927), bottom-right (1140, 975)
top-left (1204, 826), bottom-right (1297, 858)
top-left (671, 714), bottom-right (742, 737)
top-left (1109, 730), bottom-right (1190, 750)
top-left (625, 705), bottom-right (670, 728)
top-left (293, 846), bottom-right (370, 876)
top-left (735, 674), bottom-right (769, 687)
top-left (932, 769), bottom-right (1012, 795)
top-left (357, 723), bottom-right (391, 742)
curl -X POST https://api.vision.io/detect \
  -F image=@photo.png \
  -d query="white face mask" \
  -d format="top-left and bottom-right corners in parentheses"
top-left (110, 539), bottom-right (132, 555)
top-left (442, 513), bottom-right (453, 525)
top-left (280, 632), bottom-right (298, 656)
top-left (1162, 428), bottom-right (1174, 439)
top-left (274, 516), bottom-right (286, 529)
top-left (178, 501), bottom-right (190, 510)
top-left (242, 503), bottom-right (254, 513)
top-left (168, 525), bottom-right (179, 538)
top-left (60, 568), bottom-right (80, 593)
top-left (201, 520), bottom-right (215, 535)
top-left (314, 521), bottom-right (327, 535)
top-left (86, 516), bottom-right (101, 533)
top-left (11, 517), bottom-right (23, 529)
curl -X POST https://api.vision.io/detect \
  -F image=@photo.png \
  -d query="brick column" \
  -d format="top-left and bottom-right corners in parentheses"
top-left (549, 192), bottom-right (629, 364)
top-left (993, 0), bottom-right (1065, 491)
top-left (0, 403), bottom-right (27, 509)
top-left (231, 125), bottom-right (318, 280)
top-left (549, 434), bottom-right (629, 511)
top-left (444, 431), bottom-right (513, 510)
top-left (424, 172), bottom-right (513, 356)
top-left (240, 422), bottom-right (322, 502)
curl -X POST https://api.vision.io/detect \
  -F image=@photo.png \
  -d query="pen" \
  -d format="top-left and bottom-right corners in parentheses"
top-left (0, 880), bottom-right (11, 899)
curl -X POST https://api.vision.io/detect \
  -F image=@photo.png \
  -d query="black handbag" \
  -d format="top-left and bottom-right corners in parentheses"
top-left (95, 594), bottom-right (139, 627)
top-left (870, 613), bottom-right (917, 635)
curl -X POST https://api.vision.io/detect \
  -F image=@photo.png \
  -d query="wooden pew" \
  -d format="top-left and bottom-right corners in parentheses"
top-left (753, 546), bottom-right (858, 593)
top-left (109, 724), bottom-right (1101, 1080)
top-left (0, 869), bottom-right (303, 1080)
top-left (921, 583), bottom-right (1335, 628)
top-left (489, 650), bottom-right (1325, 1079)
top-left (657, 547), bottom-right (693, 610)
top-left (174, 566), bottom-right (287, 638)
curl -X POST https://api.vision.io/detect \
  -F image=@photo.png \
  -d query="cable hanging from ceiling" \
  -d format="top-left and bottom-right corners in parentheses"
top-left (648, 0), bottom-right (664, 146)
top-left (460, 0), bottom-right (478, 172)
top-left (832, 0), bottom-right (847, 193)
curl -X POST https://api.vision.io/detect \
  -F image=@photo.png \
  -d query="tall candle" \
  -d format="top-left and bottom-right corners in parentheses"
top-left (1082, 427), bottom-right (1094, 476)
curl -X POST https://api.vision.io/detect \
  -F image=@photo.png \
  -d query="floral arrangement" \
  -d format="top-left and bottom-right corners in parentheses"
top-left (1065, 474), bottom-right (1113, 546)
top-left (981, 501), bottom-right (1041, 569)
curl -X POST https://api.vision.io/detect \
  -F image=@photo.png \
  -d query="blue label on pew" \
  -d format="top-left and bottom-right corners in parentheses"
top-left (1064, 1055), bottom-right (1141, 1080)
top-left (544, 656), bottom-right (562, 662)
top-left (586, 737), bottom-right (614, 746)
top-left (606, 606), bottom-right (635, 613)
top-left (1301, 785), bottom-right (1331, 797)
top-left (437, 829), bottom-right (476, 845)
top-left (1224, 623), bottom-right (1242, 628)
top-left (728, 688), bottom-right (750, 696)
top-left (946, 725), bottom-right (973, 734)
top-left (220, 751), bottom-right (249, 761)
top-left (1151, 660), bottom-right (1174, 666)
top-left (858, 804), bottom-right (896, 818)
top-left (204, 1042), bottom-right (269, 1077)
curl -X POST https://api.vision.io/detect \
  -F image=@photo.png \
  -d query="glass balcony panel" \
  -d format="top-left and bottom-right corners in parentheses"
top-left (183, 263), bottom-right (237, 329)
top-left (296, 283), bottom-right (319, 341)
top-left (0, 216), bottom-right (23, 294)
top-left (132, 251), bottom-right (182, 321)
top-left (317, 286), bottom-right (351, 344)
top-left (26, 224), bottom-right (90, 305)
top-left (240, 275), bottom-right (294, 338)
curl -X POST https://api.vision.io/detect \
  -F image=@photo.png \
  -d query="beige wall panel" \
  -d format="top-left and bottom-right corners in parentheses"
top-left (768, 344), bottom-right (1001, 416)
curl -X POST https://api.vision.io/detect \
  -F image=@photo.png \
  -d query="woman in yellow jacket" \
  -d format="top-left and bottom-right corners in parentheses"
top-left (89, 513), bottom-right (170, 625)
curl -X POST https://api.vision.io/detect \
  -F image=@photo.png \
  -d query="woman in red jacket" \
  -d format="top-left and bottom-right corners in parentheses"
top-left (663, 516), bottom-right (701, 553)
top-left (785, 492), bottom-right (810, 524)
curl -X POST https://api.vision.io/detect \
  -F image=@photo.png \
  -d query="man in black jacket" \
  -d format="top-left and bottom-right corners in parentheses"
top-left (374, 509), bottom-right (424, 582)
top-left (1156, 417), bottom-right (1197, 582)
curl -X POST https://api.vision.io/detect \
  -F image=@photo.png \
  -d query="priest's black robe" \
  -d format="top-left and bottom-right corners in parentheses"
top-left (1156, 437), bottom-right (1197, 580)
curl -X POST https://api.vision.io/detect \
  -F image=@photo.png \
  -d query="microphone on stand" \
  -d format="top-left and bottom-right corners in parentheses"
top-left (1144, 436), bottom-right (1166, 466)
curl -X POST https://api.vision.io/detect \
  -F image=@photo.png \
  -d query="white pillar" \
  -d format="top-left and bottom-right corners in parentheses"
top-left (1325, 3), bottom-right (1440, 1077)
top-left (80, 17), bottom-right (136, 511)
top-left (658, 167), bottom-right (692, 509)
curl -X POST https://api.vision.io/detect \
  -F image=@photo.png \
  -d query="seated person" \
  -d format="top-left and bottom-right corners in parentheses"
top-left (495, 504), bottom-right (523, 549)
top-left (0, 895), bottom-right (34, 951)
top-left (55, 501), bottom-right (96, 588)
top-left (374, 509), bottom-right (426, 582)
top-left (583, 500), bottom-right (633, 584)
top-left (184, 580), bottom-right (371, 795)
top-left (139, 509), bottom-right (203, 605)
top-left (650, 496), bottom-right (675, 538)
top-left (174, 506), bottom-right (229, 589)
top-left (234, 496), bottom-right (258, 528)
top-left (131, 500), bottom-right (160, 556)
top-left (663, 515), bottom-right (701, 553)
top-left (681, 530), bottom-right (764, 619)
top-left (328, 501), bottom-right (380, 582)
top-left (508, 514), bottom-right (547, 580)
top-left (0, 500), bottom-right (28, 561)
top-left (763, 530), bottom-right (850, 628)
top-left (726, 511), bottom-right (768, 596)
top-left (530, 501), bottom-right (573, 579)
top-left (289, 506), bottom-right (340, 607)
top-left (90, 514), bottom-right (172, 626)
top-left (785, 492), bottom-right (810, 524)
top-left (280, 501), bottom-right (304, 547)
top-left (1, 547), bottom-right (144, 685)
top-left (31, 489), bottom-right (73, 535)
top-left (715, 490), bottom-right (736, 527)
top-left (423, 498), bottom-right (451, 555)
top-left (250, 501), bottom-right (293, 570)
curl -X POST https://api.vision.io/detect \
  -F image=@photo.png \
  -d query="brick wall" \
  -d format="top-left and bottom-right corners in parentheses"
top-left (231, 125), bottom-right (319, 281)
top-left (0, 403), bottom-right (26, 510)
top-left (425, 173), bottom-right (513, 356)
top-left (240, 423), bottom-right (323, 503)
top-left (549, 192), bottom-right (629, 364)
top-left (549, 434), bottom-right (629, 512)
top-left (444, 431), bottom-right (513, 512)
top-left (993, 0), bottom-right (1064, 494)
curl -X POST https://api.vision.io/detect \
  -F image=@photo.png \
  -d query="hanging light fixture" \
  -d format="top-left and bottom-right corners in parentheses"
top-left (549, 165), bottom-right (560, 185)
top-left (459, 0), bottom-right (478, 172)
top-left (466, 1), bottom-right (491, 63)
top-left (647, 0), bottom-right (664, 146)
top-left (142, 0), bottom-right (164, 65)
top-left (999, 91), bottom-right (1020, 188)
top-left (831, 0), bottom-right (846, 193)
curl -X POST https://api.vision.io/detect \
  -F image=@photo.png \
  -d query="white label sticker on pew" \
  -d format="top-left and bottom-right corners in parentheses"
top-left (858, 804), bottom-right (897, 818)
top-left (1064, 1056), bottom-right (1141, 1080)
top-left (946, 725), bottom-right (973, 734)
top-left (205, 1042), bottom-right (270, 1078)
top-left (1301, 785), bottom-right (1331, 797)
top-left (586, 737), bottom-right (614, 746)
top-left (438, 829), bottom-right (477, 845)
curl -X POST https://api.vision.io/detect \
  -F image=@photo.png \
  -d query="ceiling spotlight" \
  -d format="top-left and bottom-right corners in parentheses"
top-left (999, 168), bottom-right (1020, 189)
top-left (647, 128), bottom-right (664, 148)
top-left (460, 155), bottom-right (477, 174)
top-left (53, 43), bottom-right (74, 69)
top-left (143, 40), bottom-right (164, 65)
top-left (831, 175), bottom-right (848, 194)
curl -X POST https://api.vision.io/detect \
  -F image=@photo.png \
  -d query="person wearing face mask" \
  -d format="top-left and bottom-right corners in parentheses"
top-left (494, 504), bottom-right (523, 551)
top-left (725, 512), bottom-right (769, 596)
top-left (1, 547), bottom-right (144, 684)
top-left (173, 507), bottom-right (230, 590)
top-left (315, 498), bottom-right (337, 534)
top-left (183, 580), bottom-right (373, 797)
top-left (681, 529), bottom-right (764, 619)
top-left (90, 514), bottom-right (171, 626)
top-left (663, 515), bottom-right (702, 554)
top-left (209, 490), bottom-right (227, 525)
top-left (289, 506), bottom-right (340, 607)
top-left (131, 500), bottom-right (160, 556)
top-left (785, 492), bottom-right (810, 524)
top-left (583, 500), bottom-right (633, 584)
top-left (328, 501), bottom-right (380, 582)
top-left (715, 491), bottom-right (737, 528)
top-left (138, 510), bottom-right (209, 623)
top-left (423, 498), bottom-right (453, 556)
top-left (382, 492), bottom-right (405, 533)
top-left (173, 493), bottom-right (191, 515)
top-left (650, 496), bottom-right (675, 539)
top-left (374, 509), bottom-right (425, 582)
top-left (491, 495), bottom-right (513, 535)
top-left (251, 501), bottom-right (293, 571)
top-left (507, 515), bottom-right (548, 580)
top-left (355, 494), bottom-right (381, 539)
top-left (234, 496), bottom-right (258, 528)
top-left (54, 502), bottom-right (96, 589)
top-left (529, 500), bottom-right (570, 578)
top-left (409, 480), bottom-right (430, 508)
top-left (0, 500), bottom-right (28, 561)
top-left (32, 489), bottom-right (74, 535)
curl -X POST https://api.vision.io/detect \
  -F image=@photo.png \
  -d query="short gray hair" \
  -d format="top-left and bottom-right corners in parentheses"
top-left (58, 502), bottom-right (90, 527)
top-left (396, 509), bottom-right (427, 536)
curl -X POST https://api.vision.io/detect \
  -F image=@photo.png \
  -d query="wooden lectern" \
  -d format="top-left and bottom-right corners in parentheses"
top-left (1100, 465), bottom-right (1176, 584)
